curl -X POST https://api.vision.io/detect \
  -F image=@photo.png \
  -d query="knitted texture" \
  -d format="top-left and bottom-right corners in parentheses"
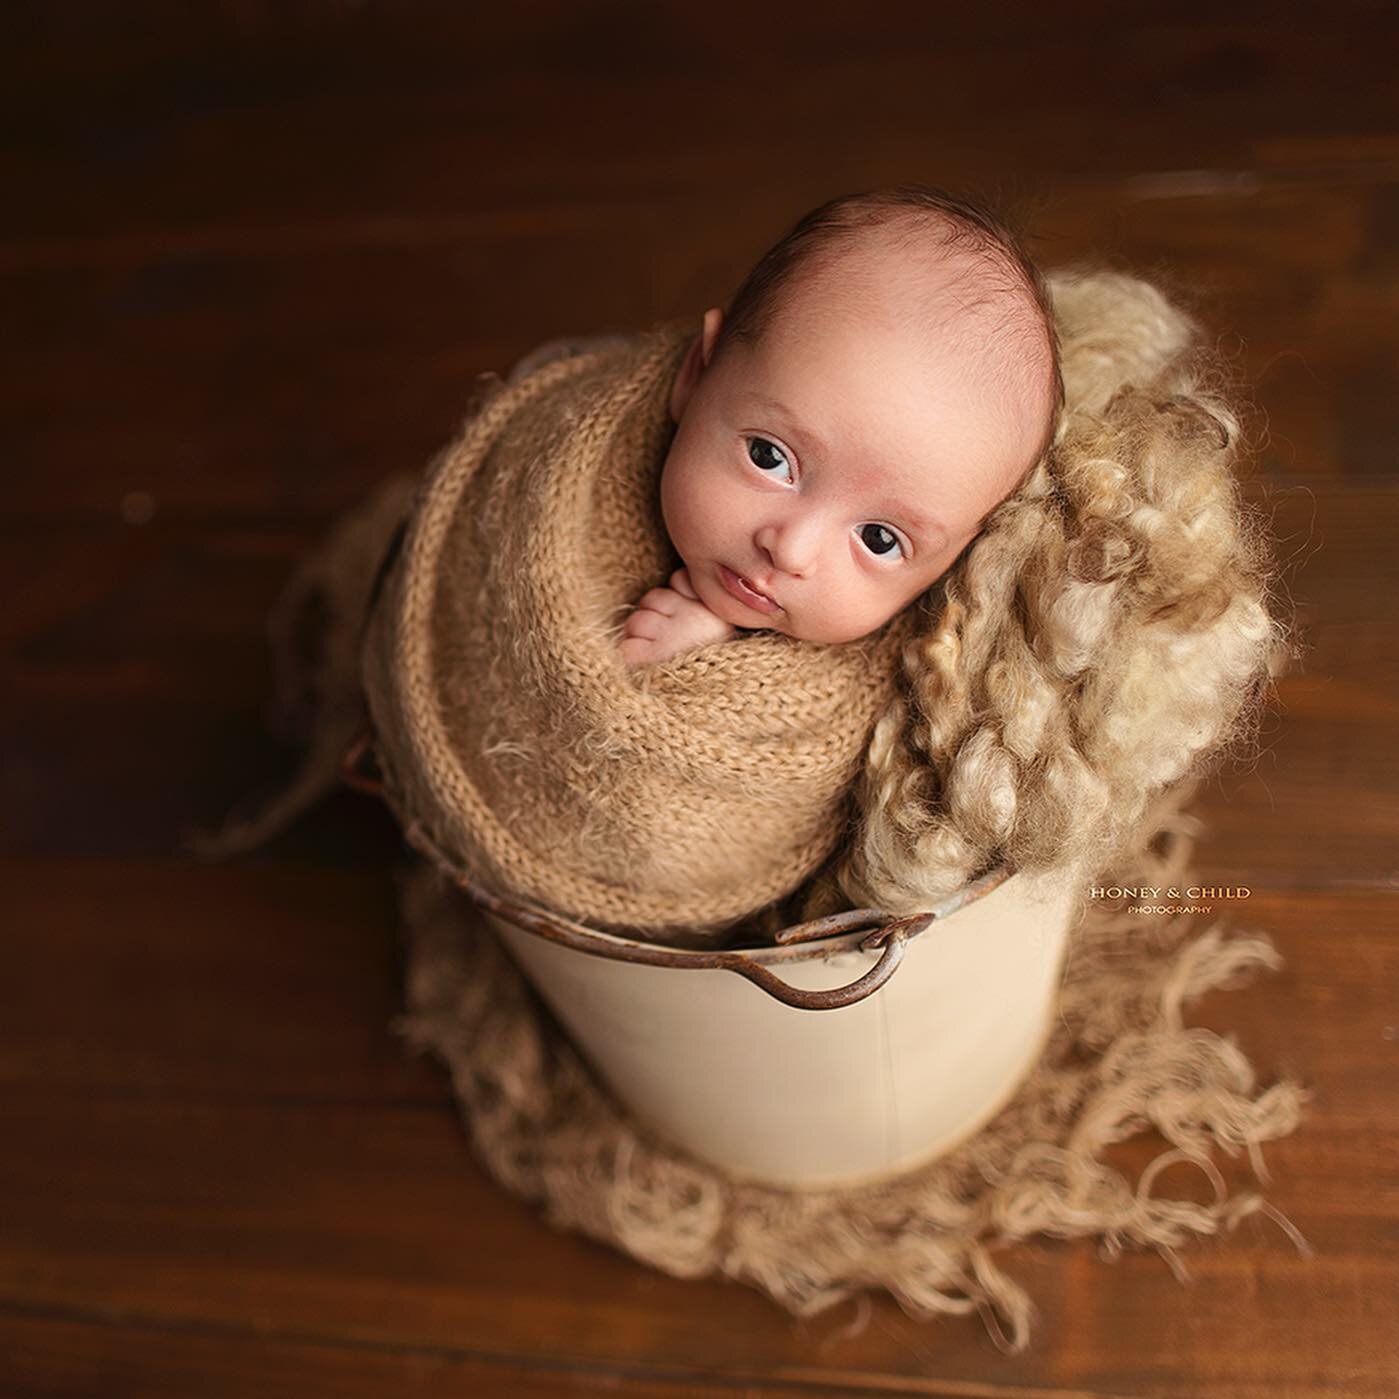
top-left (362, 325), bottom-right (916, 944)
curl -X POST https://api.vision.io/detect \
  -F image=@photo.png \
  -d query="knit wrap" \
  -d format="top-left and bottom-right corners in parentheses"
top-left (362, 321), bottom-right (917, 943)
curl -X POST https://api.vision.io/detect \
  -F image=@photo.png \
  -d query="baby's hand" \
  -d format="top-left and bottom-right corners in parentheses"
top-left (619, 568), bottom-right (736, 667)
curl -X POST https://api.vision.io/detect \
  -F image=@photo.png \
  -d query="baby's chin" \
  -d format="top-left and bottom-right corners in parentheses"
top-left (740, 613), bottom-right (881, 646)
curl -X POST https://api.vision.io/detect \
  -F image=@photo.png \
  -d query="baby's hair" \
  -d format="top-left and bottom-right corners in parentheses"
top-left (714, 185), bottom-right (1065, 470)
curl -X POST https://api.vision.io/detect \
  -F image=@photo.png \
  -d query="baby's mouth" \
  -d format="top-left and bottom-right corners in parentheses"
top-left (718, 564), bottom-right (781, 615)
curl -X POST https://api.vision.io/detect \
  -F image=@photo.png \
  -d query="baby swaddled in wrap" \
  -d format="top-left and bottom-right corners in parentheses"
top-left (361, 187), bottom-right (1281, 949)
top-left (363, 317), bottom-right (916, 945)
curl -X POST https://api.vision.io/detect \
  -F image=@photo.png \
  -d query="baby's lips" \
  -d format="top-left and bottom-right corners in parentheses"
top-left (738, 570), bottom-right (780, 608)
top-left (719, 563), bottom-right (782, 614)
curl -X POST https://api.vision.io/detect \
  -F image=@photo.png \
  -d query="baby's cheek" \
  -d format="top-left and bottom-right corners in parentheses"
top-left (659, 457), bottom-right (707, 554)
top-left (822, 589), bottom-right (913, 645)
top-left (668, 439), bottom-right (741, 540)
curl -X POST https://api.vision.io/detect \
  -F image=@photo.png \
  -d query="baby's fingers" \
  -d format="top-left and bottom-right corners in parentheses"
top-left (623, 608), bottom-right (663, 640)
top-left (637, 586), bottom-right (682, 616)
top-left (619, 635), bottom-right (661, 667)
top-left (670, 568), bottom-right (699, 600)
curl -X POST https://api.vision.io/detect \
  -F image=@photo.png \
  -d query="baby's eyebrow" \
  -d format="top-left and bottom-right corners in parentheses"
top-left (890, 504), bottom-right (949, 549)
top-left (744, 394), bottom-right (829, 456)
top-left (742, 392), bottom-right (949, 544)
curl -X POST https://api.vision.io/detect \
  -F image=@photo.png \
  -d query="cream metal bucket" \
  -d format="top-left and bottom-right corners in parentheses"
top-left (342, 731), bottom-right (1084, 1189)
top-left (471, 864), bottom-right (1084, 1190)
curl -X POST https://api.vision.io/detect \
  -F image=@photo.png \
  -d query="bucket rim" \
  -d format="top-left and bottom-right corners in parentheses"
top-left (465, 864), bottom-right (1015, 1011)
top-left (340, 724), bottom-right (1014, 1010)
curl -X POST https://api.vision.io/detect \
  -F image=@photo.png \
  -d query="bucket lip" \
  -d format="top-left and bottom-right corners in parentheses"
top-left (353, 741), bottom-right (1021, 1010)
top-left (473, 864), bottom-right (1016, 969)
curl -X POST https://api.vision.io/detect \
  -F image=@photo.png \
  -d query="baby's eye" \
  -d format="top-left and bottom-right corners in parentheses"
top-left (747, 436), bottom-right (793, 483)
top-left (858, 523), bottom-right (904, 559)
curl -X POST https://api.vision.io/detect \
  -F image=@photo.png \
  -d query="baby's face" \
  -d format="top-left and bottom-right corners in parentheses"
top-left (660, 259), bottom-right (1049, 646)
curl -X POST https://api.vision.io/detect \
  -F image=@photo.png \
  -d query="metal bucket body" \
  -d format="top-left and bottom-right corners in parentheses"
top-left (486, 864), bottom-right (1083, 1189)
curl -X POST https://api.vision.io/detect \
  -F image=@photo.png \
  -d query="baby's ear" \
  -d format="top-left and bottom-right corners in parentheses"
top-left (699, 305), bottom-right (724, 363)
top-left (669, 307), bottom-right (725, 423)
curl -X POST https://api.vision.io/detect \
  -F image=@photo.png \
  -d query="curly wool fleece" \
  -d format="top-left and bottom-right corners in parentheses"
top-left (813, 268), bottom-right (1283, 921)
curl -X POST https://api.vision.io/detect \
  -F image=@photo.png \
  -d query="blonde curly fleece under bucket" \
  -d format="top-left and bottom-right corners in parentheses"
top-left (395, 775), bottom-right (1311, 1354)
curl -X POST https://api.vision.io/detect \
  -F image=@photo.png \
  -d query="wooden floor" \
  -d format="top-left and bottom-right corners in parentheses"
top-left (4, 4), bottom-right (1398, 1395)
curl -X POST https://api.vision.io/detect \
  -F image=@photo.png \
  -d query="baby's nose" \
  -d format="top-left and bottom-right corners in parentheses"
top-left (756, 519), bottom-right (820, 578)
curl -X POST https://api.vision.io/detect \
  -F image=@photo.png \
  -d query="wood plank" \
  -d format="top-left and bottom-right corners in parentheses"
top-left (1187, 478), bottom-right (1399, 885)
top-left (0, 861), bottom-right (427, 1103)
top-left (0, 881), bottom-right (1394, 1395)
top-left (1031, 180), bottom-right (1399, 484)
top-left (6, 4), bottom-right (1398, 248)
top-left (1, 1096), bottom-right (1386, 1397)
top-left (0, 1295), bottom-right (1386, 1399)
top-left (4, 1312), bottom-right (912, 1399)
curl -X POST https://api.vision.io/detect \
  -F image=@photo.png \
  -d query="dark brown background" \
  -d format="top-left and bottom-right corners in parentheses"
top-left (3, 3), bottom-right (1397, 1395)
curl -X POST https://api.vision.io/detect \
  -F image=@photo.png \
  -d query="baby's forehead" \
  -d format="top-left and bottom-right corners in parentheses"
top-left (783, 231), bottom-right (1020, 334)
top-left (778, 228), bottom-right (1049, 394)
top-left (767, 260), bottom-right (1037, 416)
top-left (746, 230), bottom-right (1055, 504)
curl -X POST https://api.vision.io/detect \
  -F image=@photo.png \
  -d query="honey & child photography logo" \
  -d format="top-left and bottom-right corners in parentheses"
top-left (1087, 884), bottom-right (1253, 915)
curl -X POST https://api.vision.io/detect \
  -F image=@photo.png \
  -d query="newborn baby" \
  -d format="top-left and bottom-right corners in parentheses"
top-left (619, 188), bottom-right (1061, 667)
top-left (347, 184), bottom-right (1274, 940)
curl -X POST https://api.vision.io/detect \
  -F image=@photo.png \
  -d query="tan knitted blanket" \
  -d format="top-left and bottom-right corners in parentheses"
top-left (360, 322), bottom-right (917, 945)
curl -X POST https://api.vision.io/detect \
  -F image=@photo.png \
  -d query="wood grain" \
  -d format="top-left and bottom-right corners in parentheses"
top-left (1, 874), bottom-right (1393, 1395)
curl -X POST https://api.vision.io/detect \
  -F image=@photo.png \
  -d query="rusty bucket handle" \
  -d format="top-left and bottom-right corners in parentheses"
top-left (454, 869), bottom-right (934, 1011)
top-left (721, 923), bottom-right (912, 1009)
top-left (340, 727), bottom-right (385, 797)
top-left (451, 866), bottom-right (1012, 1013)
